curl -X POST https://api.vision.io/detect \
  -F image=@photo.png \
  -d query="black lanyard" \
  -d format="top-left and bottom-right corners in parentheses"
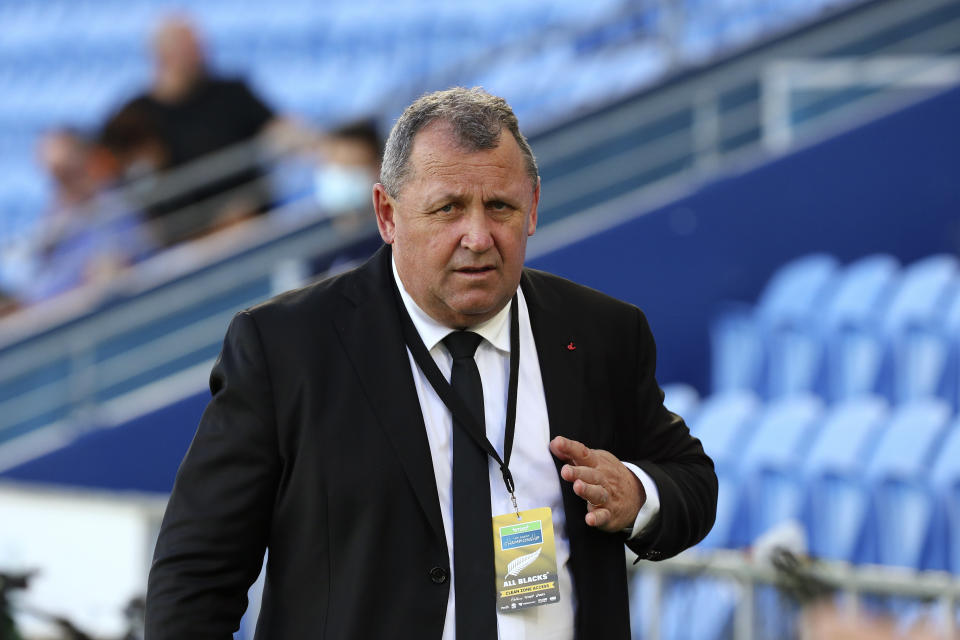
top-left (393, 279), bottom-right (521, 503)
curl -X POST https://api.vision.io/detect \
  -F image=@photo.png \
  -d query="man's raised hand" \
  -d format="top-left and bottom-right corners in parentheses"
top-left (549, 436), bottom-right (645, 533)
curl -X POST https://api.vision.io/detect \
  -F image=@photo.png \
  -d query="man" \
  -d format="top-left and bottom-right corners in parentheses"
top-left (146, 88), bottom-right (716, 639)
top-left (106, 16), bottom-right (282, 245)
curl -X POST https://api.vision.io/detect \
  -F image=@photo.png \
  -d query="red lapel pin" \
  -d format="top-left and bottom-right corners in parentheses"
top-left (566, 341), bottom-right (576, 351)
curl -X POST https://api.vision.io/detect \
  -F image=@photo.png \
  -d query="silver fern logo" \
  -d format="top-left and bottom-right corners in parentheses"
top-left (506, 546), bottom-right (542, 577)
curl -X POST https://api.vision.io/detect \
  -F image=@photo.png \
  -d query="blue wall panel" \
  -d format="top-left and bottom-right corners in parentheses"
top-left (1, 391), bottom-right (207, 493)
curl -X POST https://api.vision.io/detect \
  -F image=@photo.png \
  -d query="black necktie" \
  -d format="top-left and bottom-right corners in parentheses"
top-left (443, 331), bottom-right (497, 639)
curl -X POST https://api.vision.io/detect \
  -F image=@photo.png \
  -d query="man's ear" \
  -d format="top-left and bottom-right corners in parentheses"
top-left (373, 183), bottom-right (396, 244)
top-left (527, 177), bottom-right (540, 237)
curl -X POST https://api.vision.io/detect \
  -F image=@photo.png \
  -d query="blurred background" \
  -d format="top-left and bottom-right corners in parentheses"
top-left (0, 0), bottom-right (959, 638)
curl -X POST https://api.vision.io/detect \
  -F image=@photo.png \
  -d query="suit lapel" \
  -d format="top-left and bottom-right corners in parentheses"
top-left (333, 246), bottom-right (446, 545)
top-left (521, 270), bottom-right (585, 446)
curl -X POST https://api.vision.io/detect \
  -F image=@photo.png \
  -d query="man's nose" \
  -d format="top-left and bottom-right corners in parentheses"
top-left (459, 207), bottom-right (494, 253)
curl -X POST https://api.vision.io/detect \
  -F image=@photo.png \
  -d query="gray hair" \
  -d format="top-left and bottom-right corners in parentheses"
top-left (380, 87), bottom-right (539, 198)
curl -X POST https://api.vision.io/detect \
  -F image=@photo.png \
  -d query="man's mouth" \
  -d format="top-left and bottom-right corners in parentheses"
top-left (456, 266), bottom-right (495, 274)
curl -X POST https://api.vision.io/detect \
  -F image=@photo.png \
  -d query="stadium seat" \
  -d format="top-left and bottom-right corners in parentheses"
top-left (880, 255), bottom-right (958, 403)
top-left (862, 399), bottom-right (951, 568)
top-left (660, 575), bottom-right (737, 640)
top-left (661, 382), bottom-right (701, 424)
top-left (710, 301), bottom-right (764, 394)
top-left (688, 390), bottom-right (760, 550)
top-left (821, 254), bottom-right (900, 401)
top-left (736, 394), bottom-right (823, 546)
top-left (690, 390), bottom-right (761, 469)
top-left (881, 255), bottom-right (957, 338)
top-left (925, 417), bottom-right (960, 573)
top-left (760, 255), bottom-right (841, 399)
top-left (801, 396), bottom-right (889, 562)
top-left (711, 253), bottom-right (838, 396)
top-left (936, 291), bottom-right (960, 411)
top-left (754, 252), bottom-right (838, 330)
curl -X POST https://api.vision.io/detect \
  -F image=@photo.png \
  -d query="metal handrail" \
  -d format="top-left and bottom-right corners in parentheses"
top-left (0, 211), bottom-right (379, 439)
top-left (634, 549), bottom-right (960, 640)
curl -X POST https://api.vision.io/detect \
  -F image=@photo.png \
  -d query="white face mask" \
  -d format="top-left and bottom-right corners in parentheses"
top-left (313, 164), bottom-right (374, 216)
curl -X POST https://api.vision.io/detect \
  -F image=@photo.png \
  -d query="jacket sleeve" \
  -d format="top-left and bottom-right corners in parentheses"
top-left (623, 308), bottom-right (718, 561)
top-left (145, 311), bottom-right (281, 639)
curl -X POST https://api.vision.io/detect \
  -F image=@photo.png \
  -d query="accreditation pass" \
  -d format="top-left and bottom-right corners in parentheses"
top-left (492, 507), bottom-right (561, 612)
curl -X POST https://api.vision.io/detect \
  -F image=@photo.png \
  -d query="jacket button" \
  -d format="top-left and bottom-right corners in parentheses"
top-left (429, 566), bottom-right (449, 584)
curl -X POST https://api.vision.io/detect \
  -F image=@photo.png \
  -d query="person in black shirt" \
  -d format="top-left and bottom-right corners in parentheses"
top-left (106, 16), bottom-right (281, 246)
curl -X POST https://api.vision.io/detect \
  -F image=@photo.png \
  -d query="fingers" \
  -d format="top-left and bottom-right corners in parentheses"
top-left (549, 436), bottom-right (593, 465)
top-left (560, 463), bottom-right (603, 485)
top-left (585, 508), bottom-right (611, 528)
top-left (572, 478), bottom-right (609, 508)
top-left (552, 439), bottom-right (642, 531)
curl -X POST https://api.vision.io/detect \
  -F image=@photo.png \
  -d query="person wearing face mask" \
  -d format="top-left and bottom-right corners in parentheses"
top-left (313, 120), bottom-right (384, 221)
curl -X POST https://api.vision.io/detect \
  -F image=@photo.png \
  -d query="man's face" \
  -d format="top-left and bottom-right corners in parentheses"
top-left (154, 20), bottom-right (205, 84)
top-left (374, 122), bottom-right (539, 328)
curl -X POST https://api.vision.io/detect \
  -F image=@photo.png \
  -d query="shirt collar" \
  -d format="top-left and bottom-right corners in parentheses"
top-left (391, 254), bottom-right (512, 354)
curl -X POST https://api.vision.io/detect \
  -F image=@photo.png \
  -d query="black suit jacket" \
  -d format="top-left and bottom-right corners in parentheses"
top-left (146, 245), bottom-right (717, 639)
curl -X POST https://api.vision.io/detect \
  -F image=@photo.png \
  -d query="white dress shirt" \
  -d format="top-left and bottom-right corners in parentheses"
top-left (392, 259), bottom-right (660, 640)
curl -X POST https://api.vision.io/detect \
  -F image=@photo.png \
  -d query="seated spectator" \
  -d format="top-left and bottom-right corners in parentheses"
top-left (270, 118), bottom-right (382, 228)
top-left (34, 128), bottom-right (99, 248)
top-left (98, 101), bottom-right (169, 185)
top-left (105, 15), bottom-right (294, 247)
top-left (19, 129), bottom-right (153, 305)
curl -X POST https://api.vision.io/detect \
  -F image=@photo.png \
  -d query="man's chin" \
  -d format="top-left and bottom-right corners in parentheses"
top-left (444, 296), bottom-right (512, 328)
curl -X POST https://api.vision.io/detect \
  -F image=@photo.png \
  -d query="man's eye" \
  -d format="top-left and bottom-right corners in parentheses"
top-left (489, 201), bottom-right (508, 210)
top-left (438, 204), bottom-right (454, 213)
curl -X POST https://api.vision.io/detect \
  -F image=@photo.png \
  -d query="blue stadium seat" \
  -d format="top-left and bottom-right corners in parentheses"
top-left (756, 253), bottom-right (839, 332)
top-left (690, 390), bottom-right (761, 470)
top-left (863, 399), bottom-right (950, 568)
top-left (711, 254), bottom-right (838, 396)
top-left (689, 390), bottom-right (760, 550)
top-left (937, 291), bottom-right (960, 411)
top-left (660, 576), bottom-right (737, 640)
top-left (661, 382), bottom-right (701, 425)
top-left (628, 571), bottom-right (659, 640)
top-left (761, 254), bottom-right (842, 398)
top-left (801, 396), bottom-right (888, 561)
top-left (710, 301), bottom-right (763, 393)
top-left (736, 394), bottom-right (823, 546)
top-left (822, 254), bottom-right (900, 401)
top-left (925, 417), bottom-right (960, 573)
top-left (881, 255), bottom-right (958, 403)
top-left (881, 255), bottom-right (957, 338)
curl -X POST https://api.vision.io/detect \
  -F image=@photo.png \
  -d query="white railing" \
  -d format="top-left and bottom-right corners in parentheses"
top-left (4, 477), bottom-right (957, 640)
top-left (633, 548), bottom-right (960, 640)
top-left (762, 55), bottom-right (960, 151)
